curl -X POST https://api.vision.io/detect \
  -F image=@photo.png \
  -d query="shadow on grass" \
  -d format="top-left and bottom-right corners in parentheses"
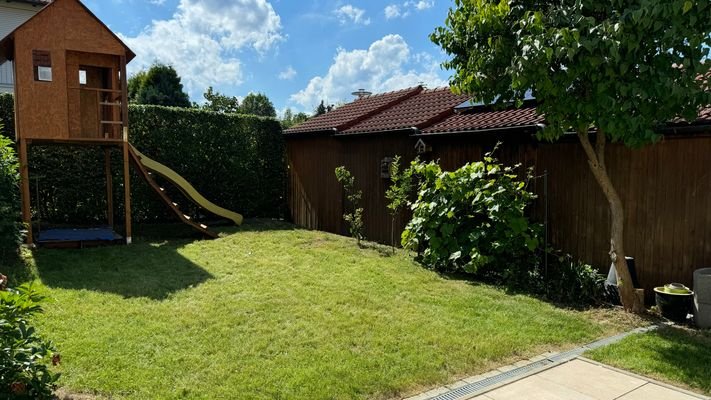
top-left (358, 241), bottom-right (395, 257)
top-left (627, 327), bottom-right (711, 394)
top-left (129, 218), bottom-right (296, 240)
top-left (32, 241), bottom-right (213, 300)
top-left (1, 251), bottom-right (34, 284)
top-left (27, 220), bottom-right (296, 300)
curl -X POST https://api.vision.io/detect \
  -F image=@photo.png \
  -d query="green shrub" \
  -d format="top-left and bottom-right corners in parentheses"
top-left (335, 166), bottom-right (364, 245)
top-left (543, 252), bottom-right (606, 306)
top-left (401, 152), bottom-right (540, 276)
top-left (0, 131), bottom-right (22, 261)
top-left (385, 155), bottom-right (413, 251)
top-left (0, 96), bottom-right (286, 225)
top-left (0, 279), bottom-right (59, 399)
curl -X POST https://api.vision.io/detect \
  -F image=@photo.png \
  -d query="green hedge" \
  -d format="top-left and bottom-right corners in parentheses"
top-left (0, 93), bottom-right (286, 225)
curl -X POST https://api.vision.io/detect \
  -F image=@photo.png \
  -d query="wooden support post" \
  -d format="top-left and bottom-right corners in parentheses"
top-left (122, 138), bottom-right (131, 244)
top-left (18, 139), bottom-right (33, 245)
top-left (120, 56), bottom-right (131, 244)
top-left (120, 56), bottom-right (128, 126)
top-left (104, 147), bottom-right (114, 228)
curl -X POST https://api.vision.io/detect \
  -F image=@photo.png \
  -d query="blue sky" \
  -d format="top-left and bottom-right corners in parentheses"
top-left (81, 0), bottom-right (454, 115)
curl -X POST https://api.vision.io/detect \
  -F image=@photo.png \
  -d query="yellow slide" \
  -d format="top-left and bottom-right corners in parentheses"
top-left (129, 144), bottom-right (244, 225)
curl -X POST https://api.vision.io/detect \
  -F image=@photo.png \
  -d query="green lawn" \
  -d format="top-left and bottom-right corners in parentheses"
top-left (586, 327), bottom-right (711, 395)
top-left (9, 221), bottom-right (639, 400)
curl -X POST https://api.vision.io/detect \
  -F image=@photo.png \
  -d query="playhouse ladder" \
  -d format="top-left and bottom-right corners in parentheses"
top-left (128, 148), bottom-right (218, 239)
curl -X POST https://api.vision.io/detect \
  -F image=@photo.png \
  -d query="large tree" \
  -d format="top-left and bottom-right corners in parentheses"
top-left (281, 108), bottom-right (310, 129)
top-left (201, 86), bottom-right (241, 113)
top-left (432, 0), bottom-right (711, 311)
top-left (314, 100), bottom-right (335, 116)
top-left (241, 93), bottom-right (277, 117)
top-left (128, 63), bottom-right (191, 108)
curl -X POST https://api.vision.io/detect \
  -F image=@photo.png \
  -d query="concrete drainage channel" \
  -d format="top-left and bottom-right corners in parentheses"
top-left (410, 325), bottom-right (660, 400)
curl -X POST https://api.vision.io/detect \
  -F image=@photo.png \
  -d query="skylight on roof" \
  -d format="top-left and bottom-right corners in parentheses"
top-left (455, 90), bottom-right (535, 110)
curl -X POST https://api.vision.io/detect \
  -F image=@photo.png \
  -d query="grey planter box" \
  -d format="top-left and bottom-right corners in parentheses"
top-left (694, 268), bottom-right (711, 328)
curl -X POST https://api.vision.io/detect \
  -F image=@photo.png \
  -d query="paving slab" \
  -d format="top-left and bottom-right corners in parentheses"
top-left (465, 359), bottom-right (707, 400)
top-left (617, 383), bottom-right (701, 400)
top-left (536, 359), bottom-right (646, 399)
top-left (480, 375), bottom-right (597, 400)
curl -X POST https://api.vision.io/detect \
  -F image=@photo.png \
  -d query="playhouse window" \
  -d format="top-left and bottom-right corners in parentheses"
top-left (79, 70), bottom-right (87, 85)
top-left (32, 50), bottom-right (52, 82)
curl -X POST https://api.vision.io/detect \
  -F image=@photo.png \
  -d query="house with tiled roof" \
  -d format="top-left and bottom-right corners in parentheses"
top-left (0, 0), bottom-right (50, 93)
top-left (284, 85), bottom-right (711, 298)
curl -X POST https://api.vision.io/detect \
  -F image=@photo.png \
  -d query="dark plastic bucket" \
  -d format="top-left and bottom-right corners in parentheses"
top-left (655, 288), bottom-right (693, 322)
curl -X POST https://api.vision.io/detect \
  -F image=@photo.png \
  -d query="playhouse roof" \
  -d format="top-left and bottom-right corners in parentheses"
top-left (9, 0), bottom-right (51, 5)
top-left (0, 0), bottom-right (135, 62)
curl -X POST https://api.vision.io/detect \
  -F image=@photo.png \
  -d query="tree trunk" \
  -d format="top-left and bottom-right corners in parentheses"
top-left (577, 131), bottom-right (643, 312)
top-left (391, 216), bottom-right (396, 254)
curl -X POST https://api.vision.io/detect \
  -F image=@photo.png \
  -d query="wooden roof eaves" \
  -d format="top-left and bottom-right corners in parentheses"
top-left (282, 128), bottom-right (338, 138)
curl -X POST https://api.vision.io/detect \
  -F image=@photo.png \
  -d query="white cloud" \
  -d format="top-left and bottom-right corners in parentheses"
top-left (278, 66), bottom-right (297, 80)
top-left (290, 34), bottom-right (447, 109)
top-left (149, 0), bottom-right (166, 5)
top-left (384, 1), bottom-right (433, 19)
top-left (120, 0), bottom-right (283, 98)
top-left (409, 0), bottom-right (434, 10)
top-left (384, 5), bottom-right (402, 19)
top-left (334, 5), bottom-right (371, 25)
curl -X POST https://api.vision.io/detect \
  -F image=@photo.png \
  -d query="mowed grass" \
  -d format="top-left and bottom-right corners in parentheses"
top-left (587, 327), bottom-right (711, 395)
top-left (12, 221), bottom-right (638, 399)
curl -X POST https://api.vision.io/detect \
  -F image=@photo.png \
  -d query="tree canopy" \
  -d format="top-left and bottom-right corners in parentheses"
top-left (201, 87), bottom-right (241, 114)
top-left (128, 64), bottom-right (191, 108)
top-left (281, 108), bottom-right (310, 129)
top-left (431, 0), bottom-right (711, 311)
top-left (432, 0), bottom-right (711, 146)
top-left (241, 93), bottom-right (277, 118)
top-left (315, 100), bottom-right (335, 116)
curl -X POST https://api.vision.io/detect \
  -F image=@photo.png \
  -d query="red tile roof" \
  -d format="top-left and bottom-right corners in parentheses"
top-left (341, 87), bottom-right (469, 134)
top-left (285, 81), bottom-right (711, 136)
top-left (284, 86), bottom-right (422, 134)
top-left (698, 106), bottom-right (711, 123)
top-left (422, 104), bottom-right (545, 134)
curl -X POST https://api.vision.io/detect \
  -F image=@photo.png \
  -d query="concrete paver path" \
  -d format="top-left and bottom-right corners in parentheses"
top-left (472, 358), bottom-right (704, 400)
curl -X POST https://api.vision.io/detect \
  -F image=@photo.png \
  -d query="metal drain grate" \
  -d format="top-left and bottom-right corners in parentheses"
top-left (426, 324), bottom-right (660, 400)
top-left (429, 359), bottom-right (554, 400)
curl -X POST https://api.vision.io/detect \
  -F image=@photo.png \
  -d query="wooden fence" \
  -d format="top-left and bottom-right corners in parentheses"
top-left (286, 130), bottom-right (711, 300)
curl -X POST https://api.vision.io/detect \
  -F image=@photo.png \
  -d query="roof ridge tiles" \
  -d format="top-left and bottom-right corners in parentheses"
top-left (359, 86), bottom-right (421, 99)
top-left (334, 86), bottom-right (423, 131)
top-left (283, 85), bottom-right (424, 134)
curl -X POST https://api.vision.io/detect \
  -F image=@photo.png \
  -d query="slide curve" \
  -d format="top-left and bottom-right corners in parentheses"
top-left (129, 144), bottom-right (244, 225)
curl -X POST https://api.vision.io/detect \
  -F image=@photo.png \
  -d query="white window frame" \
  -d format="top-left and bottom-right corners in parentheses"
top-left (37, 66), bottom-right (52, 82)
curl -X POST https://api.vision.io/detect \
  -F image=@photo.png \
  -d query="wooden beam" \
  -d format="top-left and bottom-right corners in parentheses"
top-left (24, 137), bottom-right (124, 146)
top-left (119, 56), bottom-right (131, 244)
top-left (120, 56), bottom-right (128, 126)
top-left (104, 147), bottom-right (114, 228)
top-left (18, 139), bottom-right (32, 245)
top-left (122, 138), bottom-right (131, 244)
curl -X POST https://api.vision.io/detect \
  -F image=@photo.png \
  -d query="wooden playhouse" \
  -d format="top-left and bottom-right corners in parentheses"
top-left (0, 0), bottom-right (242, 247)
